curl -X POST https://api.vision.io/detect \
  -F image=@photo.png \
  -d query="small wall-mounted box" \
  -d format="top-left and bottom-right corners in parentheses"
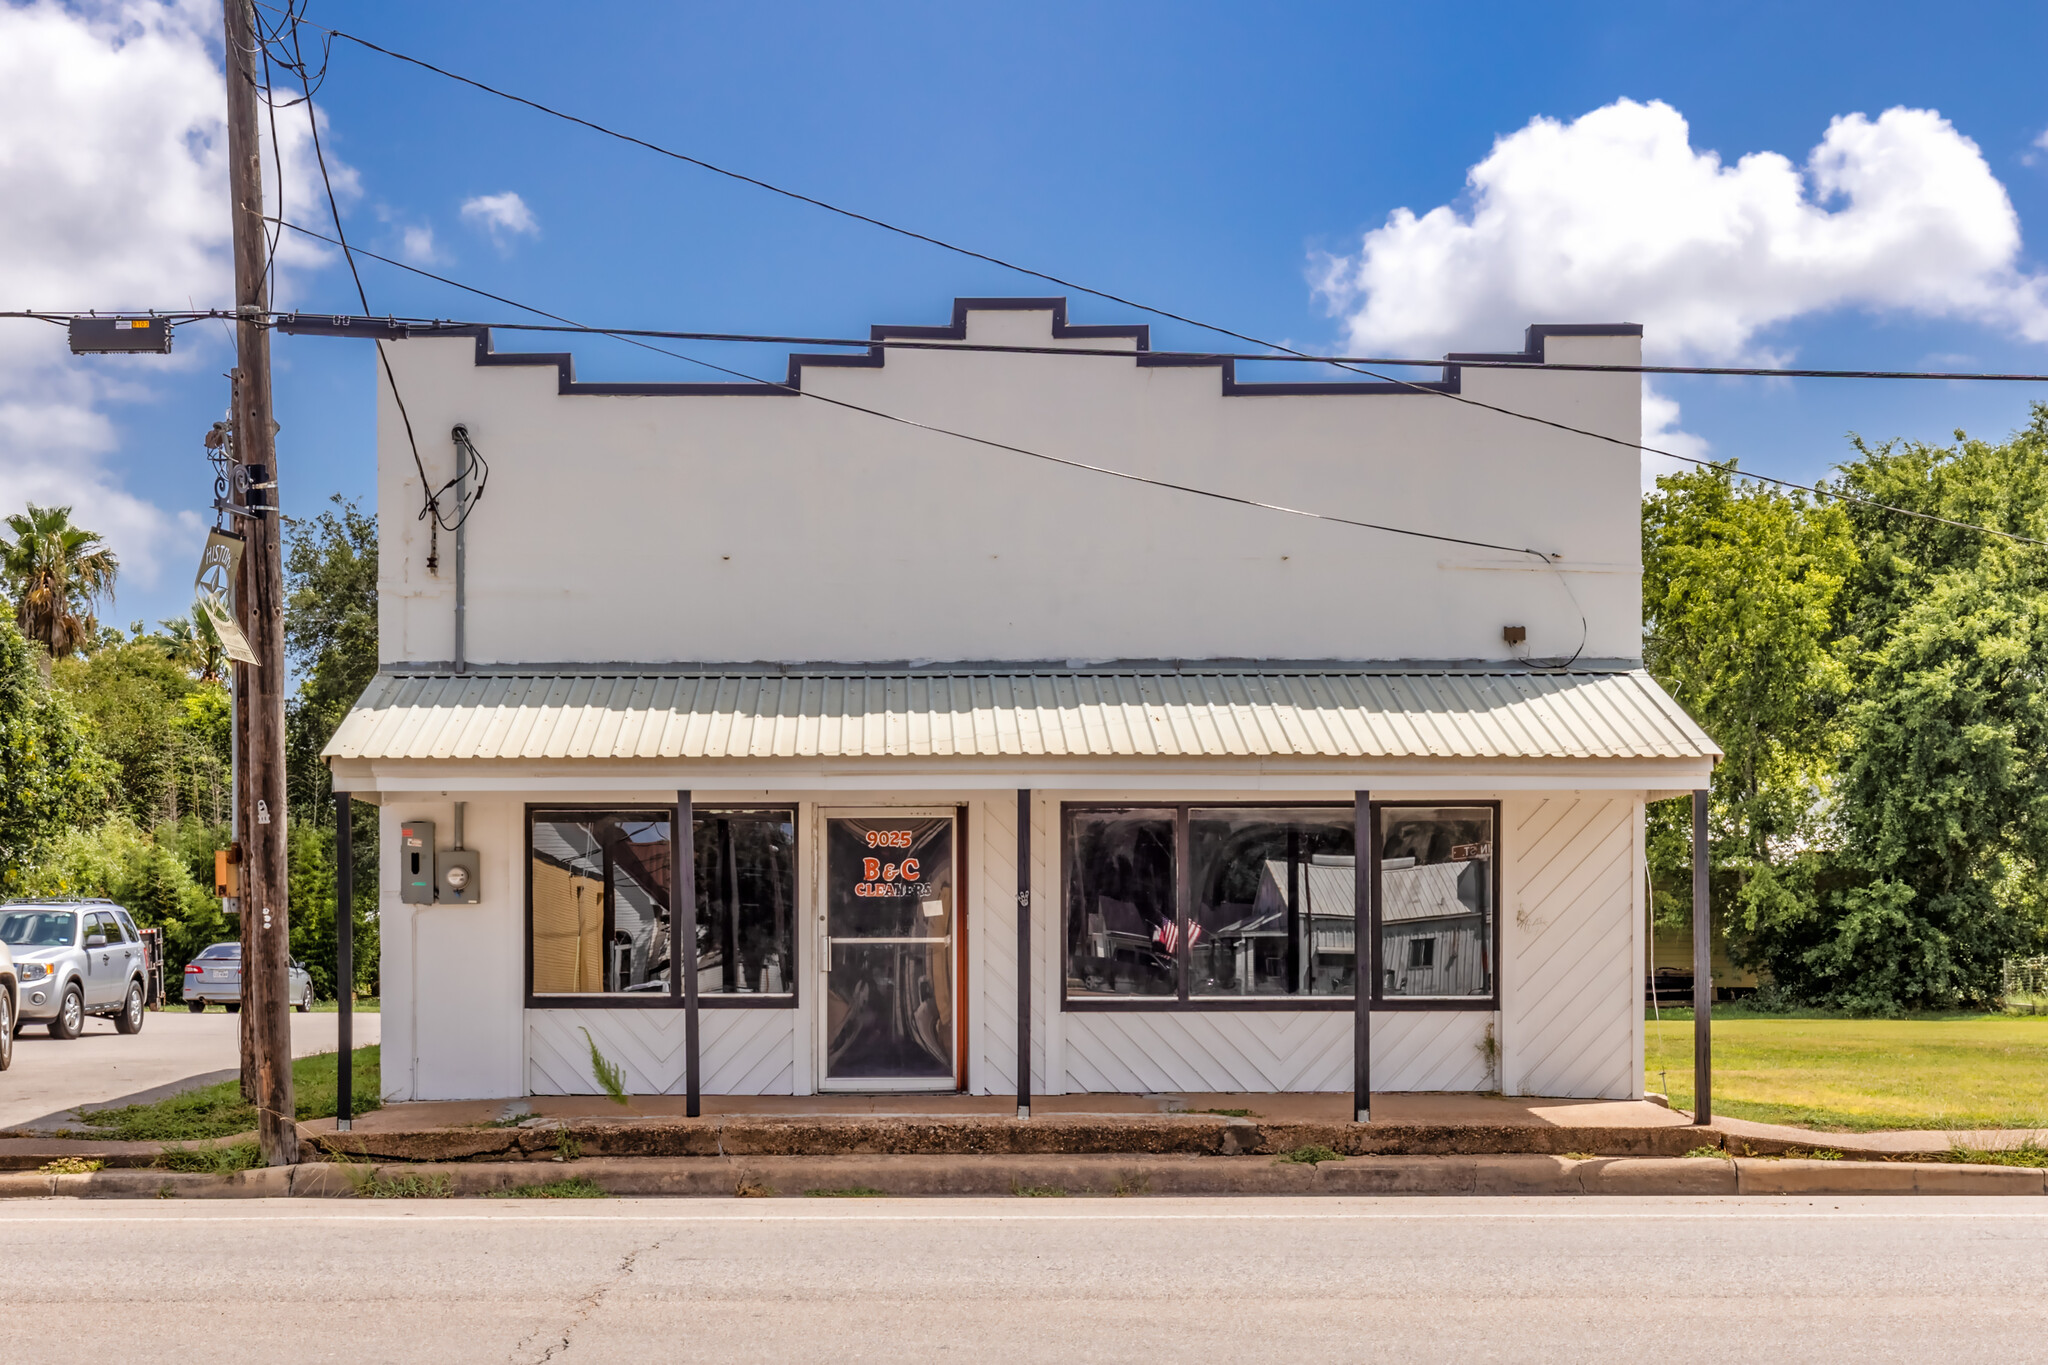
top-left (213, 845), bottom-right (241, 898)
top-left (437, 848), bottom-right (480, 904)
top-left (399, 820), bottom-right (435, 904)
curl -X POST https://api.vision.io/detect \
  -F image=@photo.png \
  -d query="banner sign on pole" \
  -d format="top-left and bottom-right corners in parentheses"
top-left (194, 528), bottom-right (259, 666)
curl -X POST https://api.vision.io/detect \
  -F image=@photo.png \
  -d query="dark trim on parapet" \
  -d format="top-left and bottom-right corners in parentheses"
top-left (276, 302), bottom-right (1644, 400)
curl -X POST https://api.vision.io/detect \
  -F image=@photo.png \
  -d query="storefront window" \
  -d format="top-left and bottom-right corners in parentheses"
top-left (1376, 806), bottom-right (1495, 1002)
top-left (530, 811), bottom-right (674, 997)
top-left (1064, 805), bottom-right (1356, 1004)
top-left (1189, 808), bottom-right (1356, 998)
top-left (693, 809), bottom-right (796, 997)
top-left (1063, 809), bottom-right (1177, 999)
top-left (529, 806), bottom-right (795, 1005)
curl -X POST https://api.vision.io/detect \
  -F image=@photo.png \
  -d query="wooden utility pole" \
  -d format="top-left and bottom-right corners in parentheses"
top-left (224, 0), bottom-right (297, 1166)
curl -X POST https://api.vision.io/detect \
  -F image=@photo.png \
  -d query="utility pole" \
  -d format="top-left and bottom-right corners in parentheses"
top-left (224, 0), bottom-right (296, 1166)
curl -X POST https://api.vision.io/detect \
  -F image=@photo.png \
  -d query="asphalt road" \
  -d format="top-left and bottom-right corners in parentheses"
top-left (0, 1196), bottom-right (2040, 1362)
top-left (0, 1009), bottom-right (381, 1130)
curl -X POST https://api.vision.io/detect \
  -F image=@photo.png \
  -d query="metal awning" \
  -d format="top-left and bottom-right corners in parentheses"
top-left (322, 668), bottom-right (1718, 764)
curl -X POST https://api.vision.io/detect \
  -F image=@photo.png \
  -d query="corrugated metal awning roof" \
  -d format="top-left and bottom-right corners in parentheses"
top-left (322, 668), bottom-right (1718, 764)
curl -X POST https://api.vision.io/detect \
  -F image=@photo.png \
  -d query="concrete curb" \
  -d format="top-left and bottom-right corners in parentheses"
top-left (0, 1154), bottom-right (2039, 1199)
top-left (303, 1117), bottom-right (1717, 1163)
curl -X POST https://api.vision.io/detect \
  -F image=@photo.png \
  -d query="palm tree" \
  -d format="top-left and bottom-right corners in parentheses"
top-left (158, 607), bottom-right (226, 682)
top-left (0, 504), bottom-right (119, 670)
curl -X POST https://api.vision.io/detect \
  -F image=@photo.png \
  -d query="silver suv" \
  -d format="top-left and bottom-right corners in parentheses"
top-left (0, 901), bottom-right (148, 1039)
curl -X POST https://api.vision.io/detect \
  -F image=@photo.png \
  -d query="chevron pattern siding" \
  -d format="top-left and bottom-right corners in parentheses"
top-left (1060, 1008), bottom-right (1494, 1093)
top-left (1500, 796), bottom-right (1639, 1099)
top-left (527, 1008), bottom-right (796, 1096)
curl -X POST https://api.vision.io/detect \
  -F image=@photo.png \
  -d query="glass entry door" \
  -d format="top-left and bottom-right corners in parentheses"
top-left (820, 812), bottom-right (956, 1089)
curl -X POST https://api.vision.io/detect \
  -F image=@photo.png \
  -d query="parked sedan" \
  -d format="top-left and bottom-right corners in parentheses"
top-left (183, 943), bottom-right (315, 1012)
top-left (0, 901), bottom-right (148, 1038)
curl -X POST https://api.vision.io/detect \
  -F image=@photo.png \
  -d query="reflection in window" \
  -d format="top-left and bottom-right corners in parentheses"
top-left (1063, 810), bottom-right (1177, 998)
top-left (1379, 806), bottom-right (1494, 1000)
top-left (531, 812), bottom-right (673, 996)
top-left (1190, 809), bottom-right (1356, 998)
top-left (693, 810), bottom-right (796, 996)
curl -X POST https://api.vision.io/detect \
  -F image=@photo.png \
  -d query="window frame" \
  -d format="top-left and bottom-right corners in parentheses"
top-left (1059, 802), bottom-right (1359, 1014)
top-left (523, 803), bottom-right (799, 1011)
top-left (1368, 800), bottom-right (1503, 1012)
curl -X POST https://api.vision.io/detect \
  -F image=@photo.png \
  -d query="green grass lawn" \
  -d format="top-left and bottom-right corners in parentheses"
top-left (306, 998), bottom-right (380, 1013)
top-left (1645, 1011), bottom-right (2048, 1132)
top-left (75, 1046), bottom-right (381, 1142)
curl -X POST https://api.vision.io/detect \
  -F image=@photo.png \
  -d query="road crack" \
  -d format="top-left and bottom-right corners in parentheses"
top-left (510, 1235), bottom-right (669, 1363)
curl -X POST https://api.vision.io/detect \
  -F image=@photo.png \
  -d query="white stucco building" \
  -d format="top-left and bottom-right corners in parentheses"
top-left (316, 297), bottom-right (1717, 1111)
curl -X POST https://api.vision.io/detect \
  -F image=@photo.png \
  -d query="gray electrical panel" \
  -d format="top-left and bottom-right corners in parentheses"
top-left (399, 821), bottom-right (435, 904)
top-left (437, 848), bottom-right (480, 904)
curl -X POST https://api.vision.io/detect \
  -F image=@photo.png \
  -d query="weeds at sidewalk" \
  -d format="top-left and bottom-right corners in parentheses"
top-left (1934, 1140), bottom-right (2048, 1167)
top-left (805, 1186), bottom-right (885, 1198)
top-left (735, 1177), bottom-right (775, 1197)
top-left (39, 1157), bottom-right (104, 1174)
top-left (1683, 1146), bottom-right (1731, 1159)
top-left (1275, 1144), bottom-right (1342, 1166)
top-left (1110, 1172), bottom-right (1152, 1197)
top-left (355, 1171), bottom-right (455, 1198)
top-left (553, 1128), bottom-right (583, 1162)
top-left (73, 1047), bottom-right (382, 1142)
top-left (1012, 1184), bottom-right (1067, 1197)
top-left (154, 1142), bottom-right (260, 1174)
top-left (490, 1177), bottom-right (608, 1198)
top-left (1199, 1109), bottom-right (1254, 1118)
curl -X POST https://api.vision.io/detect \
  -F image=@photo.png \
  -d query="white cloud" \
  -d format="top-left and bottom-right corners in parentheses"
top-left (400, 224), bottom-right (438, 264)
top-left (0, 0), bottom-right (349, 590)
top-left (1639, 381), bottom-right (1712, 490)
top-left (460, 191), bottom-right (538, 247)
top-left (1314, 99), bottom-right (2048, 364)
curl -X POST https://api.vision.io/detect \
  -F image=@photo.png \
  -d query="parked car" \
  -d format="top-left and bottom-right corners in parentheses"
top-left (183, 943), bottom-right (315, 1013)
top-left (0, 942), bottom-right (15, 1071)
top-left (0, 900), bottom-right (149, 1039)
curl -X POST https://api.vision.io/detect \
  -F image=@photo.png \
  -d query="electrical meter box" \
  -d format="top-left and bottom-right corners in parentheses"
top-left (437, 848), bottom-right (480, 904)
top-left (399, 821), bottom-right (435, 904)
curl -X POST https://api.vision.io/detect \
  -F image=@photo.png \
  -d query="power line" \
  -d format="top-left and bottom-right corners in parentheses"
top-left (242, 220), bottom-right (2048, 554)
top-left (248, 232), bottom-right (1579, 574)
top-left (11, 298), bottom-right (2048, 384)
top-left (270, 13), bottom-right (482, 560)
top-left (263, 13), bottom-right (2048, 547)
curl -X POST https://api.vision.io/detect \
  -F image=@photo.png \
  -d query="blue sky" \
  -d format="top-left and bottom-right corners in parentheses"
top-left (5, 0), bottom-right (2048, 630)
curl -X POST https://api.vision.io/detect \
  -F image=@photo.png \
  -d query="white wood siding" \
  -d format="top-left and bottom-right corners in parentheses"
top-left (1058, 1009), bottom-right (1493, 1094)
top-left (1499, 795), bottom-right (1640, 1099)
top-left (972, 795), bottom-right (1049, 1095)
top-left (527, 1008), bottom-right (796, 1096)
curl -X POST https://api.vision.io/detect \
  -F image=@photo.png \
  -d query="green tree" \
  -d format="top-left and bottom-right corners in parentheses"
top-left (283, 496), bottom-right (380, 995)
top-left (1796, 411), bottom-right (2048, 1010)
top-left (156, 607), bottom-right (226, 683)
top-left (52, 639), bottom-right (227, 829)
top-left (0, 504), bottom-right (119, 670)
top-left (0, 618), bottom-right (110, 887)
top-left (1641, 463), bottom-right (1856, 942)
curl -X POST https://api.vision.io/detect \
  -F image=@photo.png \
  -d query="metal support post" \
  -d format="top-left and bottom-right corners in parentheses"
top-left (1354, 790), bottom-right (1371, 1123)
top-left (1017, 789), bottom-right (1032, 1120)
top-left (1692, 788), bottom-right (1712, 1125)
top-left (678, 791), bottom-right (700, 1118)
top-left (335, 788), bottom-right (353, 1132)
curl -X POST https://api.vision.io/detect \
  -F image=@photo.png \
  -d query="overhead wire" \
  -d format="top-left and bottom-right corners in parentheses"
top-left (264, 9), bottom-right (2048, 551)
top-left (253, 224), bottom-right (1584, 598)
top-left (270, 11), bottom-right (483, 568)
